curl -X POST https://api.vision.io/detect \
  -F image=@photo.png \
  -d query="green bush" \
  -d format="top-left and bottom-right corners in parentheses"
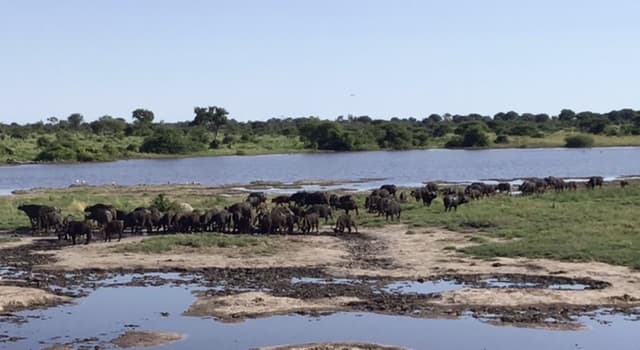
top-left (461, 127), bottom-right (489, 147)
top-left (444, 136), bottom-right (463, 148)
top-left (140, 127), bottom-right (199, 154)
top-left (565, 134), bottom-right (594, 148)
top-left (494, 135), bottom-right (509, 144)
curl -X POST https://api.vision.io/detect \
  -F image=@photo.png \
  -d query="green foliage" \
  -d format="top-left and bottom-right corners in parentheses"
top-left (377, 123), bottom-right (413, 150)
top-left (132, 109), bottom-right (155, 125)
top-left (3, 106), bottom-right (640, 163)
top-left (299, 120), bottom-right (354, 151)
top-left (565, 134), bottom-right (595, 148)
top-left (192, 106), bottom-right (228, 141)
top-left (151, 193), bottom-right (172, 212)
top-left (140, 127), bottom-right (201, 154)
top-left (494, 135), bottom-right (509, 144)
top-left (67, 113), bottom-right (84, 130)
top-left (447, 126), bottom-right (489, 148)
top-left (354, 185), bottom-right (640, 269)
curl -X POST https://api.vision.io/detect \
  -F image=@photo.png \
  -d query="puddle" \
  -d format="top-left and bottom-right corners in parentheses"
top-left (382, 280), bottom-right (463, 295)
top-left (479, 276), bottom-right (600, 291)
top-left (0, 281), bottom-right (637, 350)
top-left (548, 284), bottom-right (590, 291)
top-left (291, 277), bottom-right (358, 285)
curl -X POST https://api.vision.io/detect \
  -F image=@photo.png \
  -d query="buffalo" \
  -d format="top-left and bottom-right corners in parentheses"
top-left (104, 220), bottom-right (124, 242)
top-left (65, 220), bottom-right (92, 245)
top-left (443, 193), bottom-right (468, 212)
top-left (586, 176), bottom-right (604, 189)
top-left (334, 214), bottom-right (357, 234)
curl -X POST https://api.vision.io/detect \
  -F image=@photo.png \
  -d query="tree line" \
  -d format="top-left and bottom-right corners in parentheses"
top-left (1, 107), bottom-right (640, 162)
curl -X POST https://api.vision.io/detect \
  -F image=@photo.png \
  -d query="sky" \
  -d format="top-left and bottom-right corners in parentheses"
top-left (1, 0), bottom-right (639, 124)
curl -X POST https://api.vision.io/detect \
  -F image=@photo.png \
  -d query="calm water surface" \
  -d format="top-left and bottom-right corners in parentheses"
top-left (1, 282), bottom-right (637, 350)
top-left (1, 147), bottom-right (640, 193)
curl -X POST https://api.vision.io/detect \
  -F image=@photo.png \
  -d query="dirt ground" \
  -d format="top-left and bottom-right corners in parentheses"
top-left (1, 224), bottom-right (640, 325)
top-left (0, 285), bottom-right (68, 312)
top-left (110, 331), bottom-right (183, 348)
top-left (186, 291), bottom-right (360, 320)
top-left (38, 234), bottom-right (348, 271)
top-left (33, 225), bottom-right (640, 309)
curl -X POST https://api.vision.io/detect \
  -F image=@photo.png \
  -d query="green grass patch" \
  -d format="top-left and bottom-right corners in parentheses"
top-left (354, 185), bottom-right (640, 269)
top-left (114, 234), bottom-right (273, 254)
top-left (0, 237), bottom-right (20, 244)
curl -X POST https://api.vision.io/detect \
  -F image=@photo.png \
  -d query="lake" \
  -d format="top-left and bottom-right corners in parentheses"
top-left (1, 147), bottom-right (640, 194)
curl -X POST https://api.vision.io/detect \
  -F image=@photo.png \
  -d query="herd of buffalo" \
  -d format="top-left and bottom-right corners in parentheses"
top-left (16, 176), bottom-right (624, 245)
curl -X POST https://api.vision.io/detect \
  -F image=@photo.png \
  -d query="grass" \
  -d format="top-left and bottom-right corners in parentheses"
top-left (4, 130), bottom-right (640, 165)
top-left (0, 185), bottom-right (241, 231)
top-left (113, 233), bottom-right (274, 254)
top-left (3, 182), bottom-right (640, 269)
top-left (0, 133), bottom-right (307, 164)
top-left (355, 185), bottom-right (640, 269)
top-left (0, 237), bottom-right (20, 244)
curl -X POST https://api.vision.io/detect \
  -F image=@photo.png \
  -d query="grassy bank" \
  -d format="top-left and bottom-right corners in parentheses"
top-left (3, 131), bottom-right (640, 165)
top-left (2, 183), bottom-right (639, 269)
top-left (355, 185), bottom-right (640, 269)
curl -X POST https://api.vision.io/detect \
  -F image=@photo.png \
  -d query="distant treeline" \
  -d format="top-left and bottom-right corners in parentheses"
top-left (1, 107), bottom-right (640, 162)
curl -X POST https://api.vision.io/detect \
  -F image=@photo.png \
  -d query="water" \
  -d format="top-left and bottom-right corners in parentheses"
top-left (382, 280), bottom-right (463, 295)
top-left (1, 283), bottom-right (637, 350)
top-left (2, 147), bottom-right (640, 193)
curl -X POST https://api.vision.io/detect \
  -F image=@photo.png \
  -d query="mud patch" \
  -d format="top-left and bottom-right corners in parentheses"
top-left (185, 292), bottom-right (361, 321)
top-left (111, 330), bottom-right (183, 348)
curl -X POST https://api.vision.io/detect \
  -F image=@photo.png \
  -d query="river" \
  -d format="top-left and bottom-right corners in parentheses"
top-left (1, 147), bottom-right (640, 194)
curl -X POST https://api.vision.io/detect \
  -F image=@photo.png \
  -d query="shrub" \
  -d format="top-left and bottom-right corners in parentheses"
top-left (140, 127), bottom-right (198, 154)
top-left (461, 127), bottom-right (489, 147)
top-left (565, 134), bottom-right (594, 148)
top-left (494, 135), bottom-right (509, 144)
top-left (36, 136), bottom-right (52, 148)
top-left (222, 134), bottom-right (235, 144)
top-left (151, 193), bottom-right (172, 212)
top-left (209, 139), bottom-right (220, 149)
top-left (531, 132), bottom-right (545, 138)
top-left (444, 136), bottom-right (463, 148)
top-left (0, 144), bottom-right (14, 156)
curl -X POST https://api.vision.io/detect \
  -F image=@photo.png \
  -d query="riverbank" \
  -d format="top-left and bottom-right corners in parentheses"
top-left (3, 131), bottom-right (640, 166)
top-left (1, 182), bottom-right (639, 349)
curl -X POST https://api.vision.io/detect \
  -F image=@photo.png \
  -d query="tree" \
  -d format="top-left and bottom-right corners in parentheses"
top-left (67, 113), bottom-right (84, 130)
top-left (559, 109), bottom-right (576, 122)
top-left (132, 109), bottom-right (155, 125)
top-left (192, 106), bottom-right (229, 142)
top-left (140, 126), bottom-right (198, 154)
top-left (461, 126), bottom-right (489, 147)
top-left (90, 115), bottom-right (127, 135)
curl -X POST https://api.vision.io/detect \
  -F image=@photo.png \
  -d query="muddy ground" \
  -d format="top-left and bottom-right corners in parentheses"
top-left (1, 223), bottom-right (639, 330)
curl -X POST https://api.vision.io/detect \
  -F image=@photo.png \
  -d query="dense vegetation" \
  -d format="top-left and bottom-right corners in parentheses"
top-left (2, 107), bottom-right (640, 163)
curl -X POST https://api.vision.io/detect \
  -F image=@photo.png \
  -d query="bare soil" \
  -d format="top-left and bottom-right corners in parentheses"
top-left (110, 330), bottom-right (183, 348)
top-left (0, 224), bottom-right (639, 326)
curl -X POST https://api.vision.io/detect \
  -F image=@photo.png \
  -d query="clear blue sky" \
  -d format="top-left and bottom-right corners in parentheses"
top-left (1, 0), bottom-right (639, 123)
